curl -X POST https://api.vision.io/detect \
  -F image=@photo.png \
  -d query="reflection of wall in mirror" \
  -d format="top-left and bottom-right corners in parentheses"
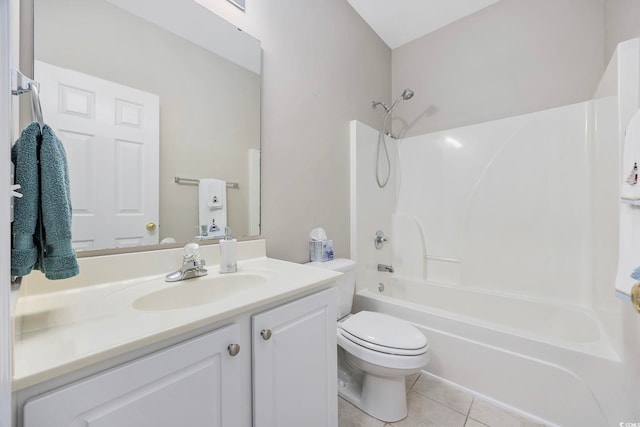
top-left (34, 0), bottom-right (261, 246)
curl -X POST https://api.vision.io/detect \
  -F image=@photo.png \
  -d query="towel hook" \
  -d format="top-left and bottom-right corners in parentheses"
top-left (28, 83), bottom-right (44, 134)
top-left (11, 68), bottom-right (44, 134)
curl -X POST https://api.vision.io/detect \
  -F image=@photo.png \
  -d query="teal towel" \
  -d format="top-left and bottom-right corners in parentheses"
top-left (39, 124), bottom-right (79, 279)
top-left (11, 123), bottom-right (40, 277)
top-left (11, 122), bottom-right (79, 280)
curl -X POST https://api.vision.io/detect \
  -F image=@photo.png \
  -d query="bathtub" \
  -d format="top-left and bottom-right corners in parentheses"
top-left (353, 276), bottom-right (628, 426)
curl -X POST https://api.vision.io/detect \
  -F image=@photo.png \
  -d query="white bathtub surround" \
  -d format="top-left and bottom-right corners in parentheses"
top-left (610, 38), bottom-right (640, 302)
top-left (349, 39), bottom-right (640, 426)
top-left (390, 215), bottom-right (428, 280)
top-left (349, 121), bottom-right (398, 291)
top-left (396, 101), bottom-right (597, 302)
top-left (351, 101), bottom-right (628, 424)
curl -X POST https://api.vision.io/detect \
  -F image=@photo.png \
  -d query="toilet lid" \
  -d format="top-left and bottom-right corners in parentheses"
top-left (339, 311), bottom-right (427, 351)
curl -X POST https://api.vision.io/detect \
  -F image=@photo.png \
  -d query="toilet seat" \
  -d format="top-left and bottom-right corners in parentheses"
top-left (337, 331), bottom-right (429, 372)
top-left (340, 330), bottom-right (427, 356)
top-left (339, 311), bottom-right (428, 356)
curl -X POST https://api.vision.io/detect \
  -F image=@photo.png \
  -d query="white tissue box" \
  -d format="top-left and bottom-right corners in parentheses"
top-left (310, 240), bottom-right (334, 262)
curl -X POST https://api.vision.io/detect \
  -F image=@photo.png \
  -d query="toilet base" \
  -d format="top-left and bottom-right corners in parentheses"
top-left (337, 348), bottom-right (414, 422)
top-left (339, 371), bottom-right (408, 422)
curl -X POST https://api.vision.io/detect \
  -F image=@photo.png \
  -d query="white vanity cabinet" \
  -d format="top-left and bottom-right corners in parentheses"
top-left (252, 287), bottom-right (337, 427)
top-left (23, 323), bottom-right (247, 427)
top-left (18, 286), bottom-right (338, 427)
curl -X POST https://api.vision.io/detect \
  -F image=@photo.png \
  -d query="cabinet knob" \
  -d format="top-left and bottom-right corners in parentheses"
top-left (227, 343), bottom-right (240, 356)
top-left (260, 329), bottom-right (272, 340)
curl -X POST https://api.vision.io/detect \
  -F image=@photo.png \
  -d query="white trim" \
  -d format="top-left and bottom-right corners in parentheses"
top-left (0, 0), bottom-right (13, 423)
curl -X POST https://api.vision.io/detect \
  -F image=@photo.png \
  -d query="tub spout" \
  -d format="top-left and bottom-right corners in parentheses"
top-left (377, 264), bottom-right (394, 273)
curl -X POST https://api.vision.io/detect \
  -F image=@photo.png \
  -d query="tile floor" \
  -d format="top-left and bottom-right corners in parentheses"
top-left (338, 373), bottom-right (549, 427)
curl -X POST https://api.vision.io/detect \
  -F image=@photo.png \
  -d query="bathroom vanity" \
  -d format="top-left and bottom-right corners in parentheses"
top-left (11, 240), bottom-right (339, 427)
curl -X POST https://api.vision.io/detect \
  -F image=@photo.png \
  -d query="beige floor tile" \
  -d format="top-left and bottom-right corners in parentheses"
top-left (410, 375), bottom-right (474, 416)
top-left (338, 397), bottom-right (386, 427)
top-left (405, 372), bottom-right (420, 391)
top-left (468, 398), bottom-right (546, 427)
top-left (390, 391), bottom-right (466, 427)
top-left (464, 418), bottom-right (489, 427)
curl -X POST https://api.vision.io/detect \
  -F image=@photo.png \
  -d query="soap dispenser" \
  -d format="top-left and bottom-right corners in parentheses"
top-left (219, 227), bottom-right (237, 273)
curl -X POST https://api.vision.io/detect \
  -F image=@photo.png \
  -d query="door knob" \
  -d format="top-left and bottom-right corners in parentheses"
top-left (631, 283), bottom-right (640, 314)
top-left (146, 222), bottom-right (157, 231)
top-left (260, 329), bottom-right (272, 340)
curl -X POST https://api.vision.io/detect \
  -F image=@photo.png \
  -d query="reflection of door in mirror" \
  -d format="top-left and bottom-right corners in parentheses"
top-left (31, 0), bottom-right (262, 253)
top-left (36, 61), bottom-right (160, 251)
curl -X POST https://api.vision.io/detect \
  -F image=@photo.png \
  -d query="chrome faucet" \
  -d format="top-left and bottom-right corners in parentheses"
top-left (166, 243), bottom-right (208, 282)
top-left (377, 264), bottom-right (394, 273)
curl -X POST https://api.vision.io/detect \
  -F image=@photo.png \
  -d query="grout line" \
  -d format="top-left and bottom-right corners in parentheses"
top-left (407, 372), bottom-right (421, 391)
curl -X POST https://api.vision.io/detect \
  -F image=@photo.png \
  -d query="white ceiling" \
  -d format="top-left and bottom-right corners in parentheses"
top-left (347, 0), bottom-right (502, 49)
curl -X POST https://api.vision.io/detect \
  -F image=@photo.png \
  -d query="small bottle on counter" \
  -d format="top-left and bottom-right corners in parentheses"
top-left (219, 227), bottom-right (237, 274)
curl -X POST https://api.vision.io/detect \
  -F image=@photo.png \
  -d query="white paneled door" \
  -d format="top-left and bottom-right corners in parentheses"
top-left (35, 60), bottom-right (159, 250)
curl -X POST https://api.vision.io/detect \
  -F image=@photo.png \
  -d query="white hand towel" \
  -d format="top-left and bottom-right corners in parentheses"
top-left (200, 179), bottom-right (224, 209)
top-left (198, 179), bottom-right (227, 238)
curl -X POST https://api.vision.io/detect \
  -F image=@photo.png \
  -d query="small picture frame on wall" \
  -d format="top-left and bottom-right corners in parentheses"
top-left (227, 0), bottom-right (245, 11)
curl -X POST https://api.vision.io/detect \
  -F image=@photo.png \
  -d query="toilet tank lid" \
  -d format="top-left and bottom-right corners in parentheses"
top-left (306, 258), bottom-right (355, 272)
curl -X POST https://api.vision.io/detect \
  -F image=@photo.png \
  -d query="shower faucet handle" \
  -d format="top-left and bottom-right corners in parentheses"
top-left (374, 230), bottom-right (388, 250)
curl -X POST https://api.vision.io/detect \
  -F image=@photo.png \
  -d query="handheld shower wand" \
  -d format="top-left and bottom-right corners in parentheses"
top-left (372, 88), bottom-right (414, 188)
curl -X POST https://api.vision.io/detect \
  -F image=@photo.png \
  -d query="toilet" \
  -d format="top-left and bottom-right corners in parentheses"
top-left (307, 258), bottom-right (429, 422)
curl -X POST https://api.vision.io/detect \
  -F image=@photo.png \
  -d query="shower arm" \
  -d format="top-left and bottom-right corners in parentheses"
top-left (371, 101), bottom-right (390, 112)
top-left (372, 88), bottom-right (414, 119)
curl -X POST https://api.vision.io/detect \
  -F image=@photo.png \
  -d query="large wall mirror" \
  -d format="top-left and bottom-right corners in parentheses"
top-left (26, 0), bottom-right (261, 253)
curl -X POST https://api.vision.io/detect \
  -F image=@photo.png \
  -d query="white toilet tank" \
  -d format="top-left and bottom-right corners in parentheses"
top-left (306, 258), bottom-right (356, 319)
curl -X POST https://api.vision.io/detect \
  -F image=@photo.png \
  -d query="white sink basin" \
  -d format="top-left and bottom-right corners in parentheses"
top-left (132, 273), bottom-right (267, 311)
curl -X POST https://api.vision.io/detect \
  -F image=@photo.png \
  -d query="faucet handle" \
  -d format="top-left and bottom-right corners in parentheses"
top-left (374, 230), bottom-right (388, 250)
top-left (183, 242), bottom-right (200, 261)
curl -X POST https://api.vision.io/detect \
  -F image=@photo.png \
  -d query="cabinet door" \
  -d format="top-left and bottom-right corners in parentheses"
top-left (24, 324), bottom-right (247, 427)
top-left (253, 288), bottom-right (337, 427)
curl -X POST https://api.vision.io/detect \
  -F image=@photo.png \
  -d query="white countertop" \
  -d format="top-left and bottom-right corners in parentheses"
top-left (12, 243), bottom-right (340, 391)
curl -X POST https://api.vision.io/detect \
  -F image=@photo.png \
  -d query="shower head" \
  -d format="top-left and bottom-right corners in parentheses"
top-left (401, 88), bottom-right (414, 100)
top-left (371, 88), bottom-right (415, 114)
top-left (388, 88), bottom-right (415, 113)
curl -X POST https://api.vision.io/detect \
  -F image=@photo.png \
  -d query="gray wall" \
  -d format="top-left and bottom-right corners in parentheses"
top-left (605, 0), bottom-right (640, 61)
top-left (391, 0), bottom-right (606, 137)
top-left (203, 0), bottom-right (391, 262)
